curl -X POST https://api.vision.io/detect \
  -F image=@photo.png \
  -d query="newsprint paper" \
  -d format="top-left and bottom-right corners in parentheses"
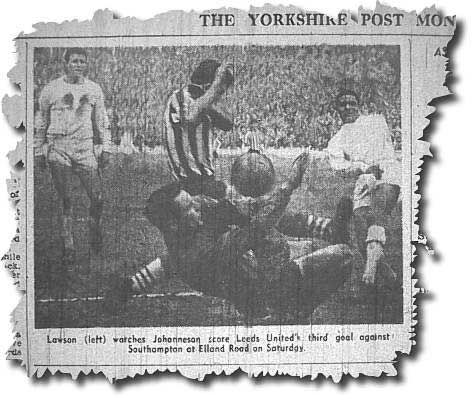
top-left (2, 3), bottom-right (455, 382)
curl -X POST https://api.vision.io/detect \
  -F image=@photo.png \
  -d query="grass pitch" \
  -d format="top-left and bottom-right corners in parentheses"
top-left (34, 149), bottom-right (403, 327)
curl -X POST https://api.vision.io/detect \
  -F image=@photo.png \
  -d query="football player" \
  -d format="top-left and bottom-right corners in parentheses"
top-left (105, 153), bottom-right (353, 323)
top-left (326, 82), bottom-right (401, 286)
top-left (164, 58), bottom-right (234, 199)
top-left (34, 48), bottom-right (112, 258)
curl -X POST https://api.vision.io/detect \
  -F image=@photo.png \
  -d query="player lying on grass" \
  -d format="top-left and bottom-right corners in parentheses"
top-left (105, 152), bottom-right (354, 323)
top-left (34, 48), bottom-right (112, 258)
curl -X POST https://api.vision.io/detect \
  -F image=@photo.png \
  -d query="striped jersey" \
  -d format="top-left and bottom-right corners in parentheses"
top-left (243, 130), bottom-right (262, 152)
top-left (164, 88), bottom-right (232, 180)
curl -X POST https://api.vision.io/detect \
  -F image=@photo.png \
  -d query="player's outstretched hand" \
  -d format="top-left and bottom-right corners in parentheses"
top-left (287, 151), bottom-right (311, 190)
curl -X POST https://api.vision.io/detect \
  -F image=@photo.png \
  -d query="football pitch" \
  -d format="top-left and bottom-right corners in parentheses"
top-left (34, 148), bottom-right (403, 328)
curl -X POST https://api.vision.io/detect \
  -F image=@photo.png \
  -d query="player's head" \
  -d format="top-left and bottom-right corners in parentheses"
top-left (146, 184), bottom-right (202, 230)
top-left (336, 80), bottom-right (360, 124)
top-left (64, 48), bottom-right (88, 80)
top-left (173, 190), bottom-right (205, 229)
top-left (365, 164), bottom-right (383, 180)
top-left (189, 59), bottom-right (233, 97)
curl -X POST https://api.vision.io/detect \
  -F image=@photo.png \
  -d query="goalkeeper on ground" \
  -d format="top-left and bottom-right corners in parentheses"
top-left (105, 153), bottom-right (353, 322)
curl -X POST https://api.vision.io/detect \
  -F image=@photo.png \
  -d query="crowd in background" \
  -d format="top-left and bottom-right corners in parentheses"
top-left (34, 45), bottom-right (402, 151)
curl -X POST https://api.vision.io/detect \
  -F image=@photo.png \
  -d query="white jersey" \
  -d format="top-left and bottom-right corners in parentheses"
top-left (36, 76), bottom-right (109, 145)
top-left (326, 114), bottom-right (401, 185)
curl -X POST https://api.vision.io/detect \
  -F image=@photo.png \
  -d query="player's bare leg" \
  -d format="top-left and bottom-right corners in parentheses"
top-left (76, 166), bottom-right (104, 253)
top-left (361, 225), bottom-right (398, 286)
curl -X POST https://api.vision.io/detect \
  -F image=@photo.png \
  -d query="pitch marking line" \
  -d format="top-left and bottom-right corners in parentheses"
top-left (37, 291), bottom-right (204, 304)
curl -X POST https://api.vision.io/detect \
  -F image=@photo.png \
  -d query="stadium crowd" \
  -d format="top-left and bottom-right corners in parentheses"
top-left (34, 45), bottom-right (401, 151)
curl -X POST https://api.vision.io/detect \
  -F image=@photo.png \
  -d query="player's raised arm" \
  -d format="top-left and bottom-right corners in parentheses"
top-left (225, 152), bottom-right (310, 226)
top-left (187, 60), bottom-right (234, 123)
top-left (206, 103), bottom-right (233, 131)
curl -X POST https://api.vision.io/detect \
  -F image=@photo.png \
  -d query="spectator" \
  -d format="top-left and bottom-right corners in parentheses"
top-left (33, 45), bottom-right (401, 152)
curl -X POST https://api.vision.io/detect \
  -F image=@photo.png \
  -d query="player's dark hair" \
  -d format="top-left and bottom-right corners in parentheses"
top-left (64, 48), bottom-right (88, 63)
top-left (336, 90), bottom-right (359, 104)
top-left (336, 78), bottom-right (359, 104)
top-left (190, 59), bottom-right (221, 86)
top-left (365, 165), bottom-right (383, 180)
top-left (145, 183), bottom-right (181, 229)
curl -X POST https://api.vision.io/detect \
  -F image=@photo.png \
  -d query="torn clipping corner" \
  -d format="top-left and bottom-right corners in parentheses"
top-left (2, 3), bottom-right (455, 382)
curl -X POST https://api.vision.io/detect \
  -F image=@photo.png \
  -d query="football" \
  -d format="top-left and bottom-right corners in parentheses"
top-left (231, 151), bottom-right (276, 197)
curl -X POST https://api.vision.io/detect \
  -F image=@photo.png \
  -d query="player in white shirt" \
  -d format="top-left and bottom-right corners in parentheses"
top-left (327, 96), bottom-right (401, 186)
top-left (34, 48), bottom-right (112, 258)
top-left (325, 87), bottom-right (401, 286)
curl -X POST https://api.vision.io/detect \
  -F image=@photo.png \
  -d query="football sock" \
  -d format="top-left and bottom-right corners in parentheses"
top-left (131, 257), bottom-right (164, 293)
top-left (308, 214), bottom-right (333, 241)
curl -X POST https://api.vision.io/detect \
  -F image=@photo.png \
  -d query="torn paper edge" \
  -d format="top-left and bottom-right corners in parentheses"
top-left (1, 2), bottom-right (455, 382)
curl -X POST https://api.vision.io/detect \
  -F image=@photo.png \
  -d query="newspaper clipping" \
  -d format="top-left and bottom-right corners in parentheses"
top-left (2, 3), bottom-right (455, 381)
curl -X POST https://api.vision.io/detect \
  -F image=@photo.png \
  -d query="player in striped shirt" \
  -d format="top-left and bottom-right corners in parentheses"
top-left (164, 59), bottom-right (234, 199)
top-left (243, 130), bottom-right (263, 153)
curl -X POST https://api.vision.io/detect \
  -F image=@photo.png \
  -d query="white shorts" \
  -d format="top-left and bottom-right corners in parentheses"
top-left (46, 137), bottom-right (98, 170)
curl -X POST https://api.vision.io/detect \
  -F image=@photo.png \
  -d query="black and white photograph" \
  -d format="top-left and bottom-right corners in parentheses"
top-left (33, 44), bottom-right (403, 328)
top-left (0, 0), bottom-right (464, 385)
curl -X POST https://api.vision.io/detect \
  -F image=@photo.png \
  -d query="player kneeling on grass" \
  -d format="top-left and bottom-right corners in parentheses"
top-left (34, 48), bottom-right (112, 259)
top-left (105, 152), bottom-right (354, 323)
